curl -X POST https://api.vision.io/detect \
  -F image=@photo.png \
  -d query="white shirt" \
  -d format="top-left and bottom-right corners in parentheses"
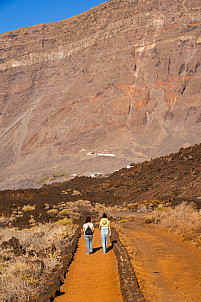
top-left (83, 222), bottom-right (93, 231)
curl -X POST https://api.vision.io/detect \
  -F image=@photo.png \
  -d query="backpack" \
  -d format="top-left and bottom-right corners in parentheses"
top-left (85, 224), bottom-right (93, 235)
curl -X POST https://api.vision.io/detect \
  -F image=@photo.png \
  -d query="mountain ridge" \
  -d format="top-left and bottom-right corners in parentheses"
top-left (0, 0), bottom-right (200, 189)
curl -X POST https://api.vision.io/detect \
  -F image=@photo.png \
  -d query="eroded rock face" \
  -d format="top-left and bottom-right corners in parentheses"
top-left (0, 0), bottom-right (200, 189)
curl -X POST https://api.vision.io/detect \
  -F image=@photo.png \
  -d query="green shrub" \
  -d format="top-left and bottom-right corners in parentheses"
top-left (39, 173), bottom-right (68, 183)
top-left (22, 205), bottom-right (36, 211)
top-left (55, 218), bottom-right (73, 226)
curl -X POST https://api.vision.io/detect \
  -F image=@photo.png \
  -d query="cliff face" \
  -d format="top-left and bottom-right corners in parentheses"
top-left (0, 0), bottom-right (201, 189)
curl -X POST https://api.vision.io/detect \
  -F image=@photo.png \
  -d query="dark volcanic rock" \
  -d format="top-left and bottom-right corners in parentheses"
top-left (0, 144), bottom-right (200, 229)
top-left (111, 227), bottom-right (145, 301)
top-left (0, 0), bottom-right (200, 189)
top-left (1, 236), bottom-right (22, 256)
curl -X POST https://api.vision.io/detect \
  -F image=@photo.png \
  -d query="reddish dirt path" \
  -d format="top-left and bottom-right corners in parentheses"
top-left (116, 218), bottom-right (201, 302)
top-left (54, 228), bottom-right (123, 302)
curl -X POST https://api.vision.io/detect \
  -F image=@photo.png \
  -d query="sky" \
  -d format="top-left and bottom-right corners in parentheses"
top-left (0, 0), bottom-right (107, 34)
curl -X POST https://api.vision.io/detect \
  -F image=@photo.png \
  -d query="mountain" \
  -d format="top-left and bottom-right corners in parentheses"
top-left (0, 143), bottom-right (200, 228)
top-left (0, 0), bottom-right (200, 189)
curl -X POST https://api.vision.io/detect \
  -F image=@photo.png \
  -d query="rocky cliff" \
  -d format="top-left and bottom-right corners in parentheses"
top-left (0, 0), bottom-right (200, 189)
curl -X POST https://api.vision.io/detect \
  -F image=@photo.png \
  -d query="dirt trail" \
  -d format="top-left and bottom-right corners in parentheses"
top-left (54, 228), bottom-right (123, 302)
top-left (116, 218), bottom-right (201, 302)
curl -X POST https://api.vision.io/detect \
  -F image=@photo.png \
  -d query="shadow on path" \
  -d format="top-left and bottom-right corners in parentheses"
top-left (55, 291), bottom-right (65, 297)
top-left (92, 246), bottom-right (102, 253)
top-left (108, 240), bottom-right (116, 252)
top-left (92, 239), bottom-right (116, 253)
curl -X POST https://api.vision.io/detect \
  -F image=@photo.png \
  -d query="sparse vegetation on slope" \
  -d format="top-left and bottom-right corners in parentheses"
top-left (146, 202), bottom-right (201, 246)
top-left (0, 222), bottom-right (78, 301)
top-left (39, 173), bottom-right (68, 183)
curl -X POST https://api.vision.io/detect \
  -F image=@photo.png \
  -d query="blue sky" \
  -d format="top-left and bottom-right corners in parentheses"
top-left (0, 0), bottom-right (107, 34)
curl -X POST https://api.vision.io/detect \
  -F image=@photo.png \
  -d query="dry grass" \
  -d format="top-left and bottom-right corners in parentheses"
top-left (0, 222), bottom-right (78, 301)
top-left (71, 190), bottom-right (82, 196)
top-left (0, 215), bottom-right (16, 226)
top-left (22, 205), bottom-right (36, 211)
top-left (147, 202), bottom-right (201, 245)
top-left (52, 199), bottom-right (91, 220)
top-left (0, 259), bottom-right (43, 301)
top-left (55, 218), bottom-right (73, 226)
top-left (0, 222), bottom-right (76, 251)
top-left (58, 209), bottom-right (70, 216)
top-left (47, 208), bottom-right (59, 215)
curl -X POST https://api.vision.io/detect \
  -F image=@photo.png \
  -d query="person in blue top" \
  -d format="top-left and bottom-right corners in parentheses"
top-left (99, 213), bottom-right (111, 254)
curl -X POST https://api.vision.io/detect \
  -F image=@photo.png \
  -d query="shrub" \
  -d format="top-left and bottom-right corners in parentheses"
top-left (39, 173), bottom-right (68, 183)
top-left (71, 190), bottom-right (82, 196)
top-left (130, 216), bottom-right (136, 222)
top-left (29, 216), bottom-right (36, 225)
top-left (0, 258), bottom-right (43, 301)
top-left (147, 202), bottom-right (201, 245)
top-left (0, 223), bottom-right (77, 254)
top-left (55, 218), bottom-right (73, 226)
top-left (58, 209), bottom-right (70, 216)
top-left (22, 205), bottom-right (36, 211)
top-left (0, 215), bottom-right (16, 226)
top-left (55, 173), bottom-right (68, 178)
top-left (155, 205), bottom-right (165, 211)
top-left (0, 222), bottom-right (78, 301)
top-left (47, 209), bottom-right (58, 216)
top-left (120, 218), bottom-right (128, 223)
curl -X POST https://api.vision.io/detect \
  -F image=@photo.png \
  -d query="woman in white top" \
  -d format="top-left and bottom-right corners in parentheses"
top-left (82, 216), bottom-right (95, 254)
top-left (99, 213), bottom-right (111, 254)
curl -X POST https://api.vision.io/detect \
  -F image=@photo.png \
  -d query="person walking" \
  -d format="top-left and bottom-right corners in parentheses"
top-left (82, 216), bottom-right (95, 254)
top-left (99, 213), bottom-right (111, 254)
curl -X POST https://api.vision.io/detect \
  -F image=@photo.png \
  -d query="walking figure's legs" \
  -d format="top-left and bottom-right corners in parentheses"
top-left (89, 237), bottom-right (93, 252)
top-left (84, 235), bottom-right (92, 254)
top-left (101, 234), bottom-right (108, 253)
top-left (105, 235), bottom-right (108, 252)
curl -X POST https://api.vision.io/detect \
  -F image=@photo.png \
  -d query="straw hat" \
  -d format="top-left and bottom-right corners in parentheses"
top-left (101, 218), bottom-right (108, 226)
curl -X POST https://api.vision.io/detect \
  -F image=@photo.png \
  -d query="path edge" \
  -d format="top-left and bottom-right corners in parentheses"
top-left (30, 227), bottom-right (82, 302)
top-left (111, 227), bottom-right (145, 302)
